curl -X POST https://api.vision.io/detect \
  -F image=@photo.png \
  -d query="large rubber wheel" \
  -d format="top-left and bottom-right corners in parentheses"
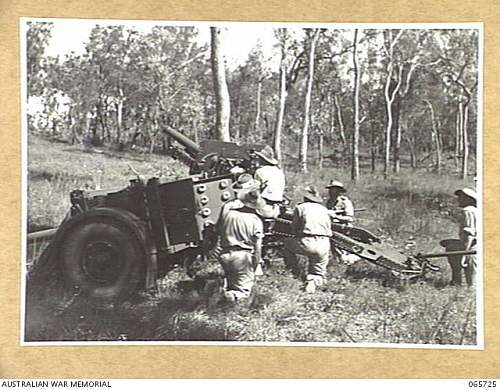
top-left (59, 217), bottom-right (145, 302)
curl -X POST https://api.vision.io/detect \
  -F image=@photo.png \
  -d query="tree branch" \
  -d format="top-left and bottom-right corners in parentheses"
top-left (165, 48), bottom-right (209, 78)
top-left (391, 29), bottom-right (404, 50)
top-left (321, 44), bottom-right (354, 60)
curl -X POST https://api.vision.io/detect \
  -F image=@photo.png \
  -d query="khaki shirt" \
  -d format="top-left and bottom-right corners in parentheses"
top-left (292, 202), bottom-right (332, 237)
top-left (254, 165), bottom-right (286, 202)
top-left (459, 205), bottom-right (477, 245)
top-left (326, 195), bottom-right (354, 223)
top-left (219, 208), bottom-right (264, 251)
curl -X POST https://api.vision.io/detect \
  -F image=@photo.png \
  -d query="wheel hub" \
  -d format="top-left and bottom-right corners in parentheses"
top-left (82, 241), bottom-right (123, 283)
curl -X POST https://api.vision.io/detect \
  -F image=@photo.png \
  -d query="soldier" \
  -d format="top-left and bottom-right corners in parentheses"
top-left (253, 145), bottom-right (286, 218)
top-left (209, 173), bottom-right (259, 265)
top-left (325, 180), bottom-right (354, 225)
top-left (453, 188), bottom-right (477, 287)
top-left (283, 185), bottom-right (332, 293)
top-left (325, 180), bottom-right (359, 264)
top-left (221, 173), bottom-right (256, 214)
top-left (217, 186), bottom-right (266, 302)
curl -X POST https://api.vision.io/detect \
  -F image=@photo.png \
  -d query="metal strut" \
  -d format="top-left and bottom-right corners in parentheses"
top-left (268, 217), bottom-right (438, 277)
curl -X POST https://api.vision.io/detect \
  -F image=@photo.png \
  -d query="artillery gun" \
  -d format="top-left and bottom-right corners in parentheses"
top-left (27, 127), bottom-right (476, 303)
top-left (160, 125), bottom-right (264, 177)
top-left (28, 127), bottom-right (265, 302)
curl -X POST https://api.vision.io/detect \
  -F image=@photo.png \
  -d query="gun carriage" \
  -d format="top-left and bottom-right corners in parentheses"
top-left (30, 127), bottom-right (267, 301)
top-left (28, 127), bottom-right (475, 302)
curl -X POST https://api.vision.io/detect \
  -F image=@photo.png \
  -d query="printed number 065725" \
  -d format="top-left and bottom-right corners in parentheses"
top-left (468, 381), bottom-right (497, 388)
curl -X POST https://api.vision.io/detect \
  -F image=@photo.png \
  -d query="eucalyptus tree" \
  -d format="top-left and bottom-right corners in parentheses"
top-left (351, 28), bottom-right (361, 180)
top-left (210, 27), bottom-right (231, 141)
top-left (438, 29), bottom-right (479, 179)
top-left (299, 28), bottom-right (321, 173)
top-left (272, 27), bottom-right (304, 162)
top-left (139, 26), bottom-right (210, 150)
top-left (381, 29), bottom-right (405, 178)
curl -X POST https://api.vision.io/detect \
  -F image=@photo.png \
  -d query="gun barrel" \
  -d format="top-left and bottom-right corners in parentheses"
top-left (417, 250), bottom-right (477, 259)
top-left (162, 126), bottom-right (202, 156)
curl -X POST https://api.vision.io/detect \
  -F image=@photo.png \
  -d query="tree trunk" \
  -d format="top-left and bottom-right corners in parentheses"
top-left (405, 134), bottom-right (417, 170)
top-left (461, 103), bottom-right (469, 179)
top-left (149, 109), bottom-right (159, 158)
top-left (68, 106), bottom-right (78, 145)
top-left (382, 30), bottom-right (404, 178)
top-left (234, 93), bottom-right (241, 140)
top-left (332, 93), bottom-right (347, 167)
top-left (273, 46), bottom-right (287, 163)
top-left (455, 104), bottom-right (462, 171)
top-left (329, 94), bottom-right (336, 138)
top-left (85, 111), bottom-right (92, 138)
top-left (299, 29), bottom-right (320, 173)
top-left (384, 90), bottom-right (393, 177)
top-left (318, 130), bottom-right (324, 169)
top-left (116, 101), bottom-right (123, 144)
top-left (210, 27), bottom-right (231, 141)
top-left (254, 78), bottom-right (262, 133)
top-left (115, 86), bottom-right (124, 145)
top-left (351, 29), bottom-right (361, 181)
top-left (393, 113), bottom-right (402, 173)
top-left (332, 93), bottom-right (346, 145)
top-left (370, 120), bottom-right (376, 173)
top-left (425, 100), bottom-right (441, 173)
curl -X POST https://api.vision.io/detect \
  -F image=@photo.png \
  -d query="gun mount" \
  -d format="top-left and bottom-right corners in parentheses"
top-left (29, 166), bottom-right (243, 301)
top-left (263, 208), bottom-right (475, 280)
top-left (28, 126), bottom-right (276, 302)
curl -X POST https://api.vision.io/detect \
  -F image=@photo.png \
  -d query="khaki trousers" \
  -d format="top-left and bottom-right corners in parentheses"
top-left (219, 249), bottom-right (255, 300)
top-left (283, 236), bottom-right (331, 284)
top-left (443, 239), bottom-right (476, 287)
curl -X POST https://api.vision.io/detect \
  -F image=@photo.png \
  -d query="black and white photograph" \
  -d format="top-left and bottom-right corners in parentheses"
top-left (22, 19), bottom-right (482, 346)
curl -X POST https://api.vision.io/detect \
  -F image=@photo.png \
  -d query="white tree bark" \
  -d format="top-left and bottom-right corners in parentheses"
top-left (462, 103), bottom-right (469, 179)
top-left (351, 29), bottom-right (361, 181)
top-left (254, 78), bottom-right (262, 133)
top-left (424, 99), bottom-right (442, 173)
top-left (273, 29), bottom-right (288, 163)
top-left (210, 27), bottom-right (231, 141)
top-left (299, 29), bottom-right (320, 173)
top-left (382, 30), bottom-right (404, 178)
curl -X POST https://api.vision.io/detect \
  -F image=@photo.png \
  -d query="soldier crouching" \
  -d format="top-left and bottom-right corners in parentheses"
top-left (217, 186), bottom-right (266, 303)
top-left (325, 180), bottom-right (354, 225)
top-left (283, 185), bottom-right (332, 293)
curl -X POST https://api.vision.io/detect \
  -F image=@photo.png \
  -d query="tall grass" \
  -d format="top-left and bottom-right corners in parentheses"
top-left (24, 135), bottom-right (478, 345)
top-left (27, 136), bottom-right (188, 230)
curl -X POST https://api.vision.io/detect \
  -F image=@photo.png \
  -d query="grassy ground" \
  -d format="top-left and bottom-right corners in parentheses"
top-left (25, 135), bottom-right (478, 345)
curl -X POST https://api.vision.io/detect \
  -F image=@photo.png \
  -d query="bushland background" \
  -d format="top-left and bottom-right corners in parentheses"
top-left (27, 23), bottom-right (478, 181)
top-left (25, 21), bottom-right (479, 345)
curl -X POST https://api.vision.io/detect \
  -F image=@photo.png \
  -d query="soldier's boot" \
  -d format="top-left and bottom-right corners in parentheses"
top-left (305, 280), bottom-right (316, 293)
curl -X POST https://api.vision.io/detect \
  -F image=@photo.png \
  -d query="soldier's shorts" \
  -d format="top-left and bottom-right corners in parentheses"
top-left (218, 249), bottom-right (255, 300)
